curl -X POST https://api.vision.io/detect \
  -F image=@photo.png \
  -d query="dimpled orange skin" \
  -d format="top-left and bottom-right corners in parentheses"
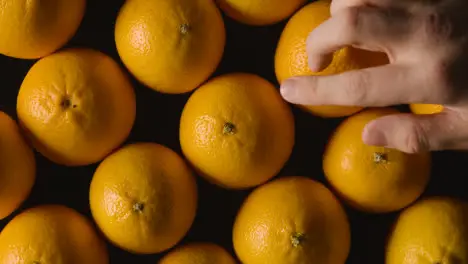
top-left (179, 73), bottom-right (295, 189)
top-left (275, 0), bottom-right (389, 118)
top-left (0, 112), bottom-right (35, 220)
top-left (17, 48), bottom-right (136, 166)
top-left (89, 143), bottom-right (198, 254)
top-left (233, 176), bottom-right (350, 264)
top-left (0, 0), bottom-right (85, 59)
top-left (386, 197), bottom-right (468, 264)
top-left (115, 0), bottom-right (225, 94)
top-left (217, 0), bottom-right (306, 26)
top-left (323, 108), bottom-right (431, 213)
top-left (409, 104), bottom-right (444, 115)
top-left (159, 243), bottom-right (237, 264)
top-left (0, 205), bottom-right (108, 264)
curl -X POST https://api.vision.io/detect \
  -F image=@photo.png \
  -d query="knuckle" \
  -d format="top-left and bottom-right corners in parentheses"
top-left (421, 11), bottom-right (453, 41)
top-left (339, 7), bottom-right (363, 41)
top-left (305, 75), bottom-right (318, 87)
top-left (303, 77), bottom-right (320, 100)
top-left (403, 123), bottom-right (429, 153)
top-left (341, 7), bottom-right (360, 28)
top-left (343, 71), bottom-right (370, 104)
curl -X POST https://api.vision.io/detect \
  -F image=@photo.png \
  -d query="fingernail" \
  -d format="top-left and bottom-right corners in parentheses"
top-left (362, 121), bottom-right (388, 146)
top-left (280, 78), bottom-right (298, 103)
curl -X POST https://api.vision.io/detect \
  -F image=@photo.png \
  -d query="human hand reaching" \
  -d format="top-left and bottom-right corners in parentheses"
top-left (280, 0), bottom-right (468, 153)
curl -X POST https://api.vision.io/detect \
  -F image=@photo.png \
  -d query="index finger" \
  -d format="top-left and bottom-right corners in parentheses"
top-left (280, 64), bottom-right (441, 107)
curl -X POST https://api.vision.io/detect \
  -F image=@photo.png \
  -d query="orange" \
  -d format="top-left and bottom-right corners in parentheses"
top-left (159, 243), bottom-right (237, 264)
top-left (233, 176), bottom-right (350, 264)
top-left (17, 48), bottom-right (136, 166)
top-left (89, 143), bottom-right (197, 254)
top-left (323, 108), bottom-right (431, 213)
top-left (409, 104), bottom-right (444, 115)
top-left (217, 0), bottom-right (306, 26)
top-left (0, 0), bottom-right (85, 59)
top-left (275, 0), bottom-right (388, 118)
top-left (179, 73), bottom-right (295, 189)
top-left (0, 205), bottom-right (108, 264)
top-left (115, 0), bottom-right (225, 94)
top-left (386, 197), bottom-right (468, 264)
top-left (0, 112), bottom-right (35, 220)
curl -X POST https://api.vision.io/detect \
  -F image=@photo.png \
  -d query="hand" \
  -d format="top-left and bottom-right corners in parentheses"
top-left (280, 0), bottom-right (468, 153)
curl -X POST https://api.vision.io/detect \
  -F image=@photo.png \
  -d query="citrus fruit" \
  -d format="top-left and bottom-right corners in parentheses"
top-left (233, 176), bottom-right (350, 264)
top-left (386, 197), bottom-right (468, 264)
top-left (89, 143), bottom-right (198, 254)
top-left (179, 73), bottom-right (295, 189)
top-left (115, 0), bottom-right (225, 94)
top-left (323, 108), bottom-right (431, 213)
top-left (409, 104), bottom-right (444, 115)
top-left (217, 0), bottom-right (306, 26)
top-left (0, 205), bottom-right (108, 264)
top-left (159, 243), bottom-right (237, 264)
top-left (0, 112), bottom-right (35, 220)
top-left (275, 0), bottom-right (388, 118)
top-left (17, 48), bottom-right (136, 166)
top-left (0, 0), bottom-right (85, 59)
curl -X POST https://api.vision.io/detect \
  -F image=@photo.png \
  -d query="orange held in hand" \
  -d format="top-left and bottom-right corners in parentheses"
top-left (90, 143), bottom-right (198, 254)
top-left (233, 176), bottom-right (350, 264)
top-left (115, 0), bottom-right (225, 94)
top-left (180, 73), bottom-right (295, 189)
top-left (17, 48), bottom-right (136, 166)
top-left (275, 0), bottom-right (388, 118)
top-left (0, 0), bottom-right (85, 59)
top-left (323, 108), bottom-right (431, 213)
top-left (0, 112), bottom-right (35, 220)
top-left (0, 205), bottom-right (108, 264)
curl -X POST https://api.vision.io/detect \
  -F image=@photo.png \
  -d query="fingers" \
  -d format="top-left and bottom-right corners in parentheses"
top-left (307, 5), bottom-right (411, 71)
top-left (331, 0), bottom-right (365, 15)
top-left (330, 0), bottom-right (395, 15)
top-left (362, 110), bottom-right (468, 153)
top-left (280, 64), bottom-right (439, 107)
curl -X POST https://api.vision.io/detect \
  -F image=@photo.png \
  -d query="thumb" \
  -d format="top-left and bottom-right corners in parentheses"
top-left (362, 111), bottom-right (468, 153)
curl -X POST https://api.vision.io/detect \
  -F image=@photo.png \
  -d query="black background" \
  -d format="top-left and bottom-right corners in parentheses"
top-left (0, 0), bottom-right (467, 263)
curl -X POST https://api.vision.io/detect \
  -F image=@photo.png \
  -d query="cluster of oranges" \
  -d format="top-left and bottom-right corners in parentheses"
top-left (0, 0), bottom-right (466, 264)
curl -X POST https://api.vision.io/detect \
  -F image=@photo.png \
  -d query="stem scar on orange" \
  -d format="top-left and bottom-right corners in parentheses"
top-left (179, 73), bottom-right (295, 189)
top-left (323, 108), bottom-right (432, 213)
top-left (89, 143), bottom-right (198, 255)
top-left (17, 48), bottom-right (136, 167)
top-left (115, 0), bottom-right (226, 94)
top-left (233, 176), bottom-right (351, 264)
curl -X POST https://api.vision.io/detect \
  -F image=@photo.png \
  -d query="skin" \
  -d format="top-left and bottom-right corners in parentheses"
top-left (280, 0), bottom-right (468, 153)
